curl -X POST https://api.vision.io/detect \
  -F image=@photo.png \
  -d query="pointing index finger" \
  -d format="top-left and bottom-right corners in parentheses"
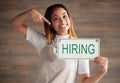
top-left (43, 17), bottom-right (51, 25)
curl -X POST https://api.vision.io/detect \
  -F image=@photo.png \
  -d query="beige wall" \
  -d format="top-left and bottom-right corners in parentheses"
top-left (0, 0), bottom-right (120, 83)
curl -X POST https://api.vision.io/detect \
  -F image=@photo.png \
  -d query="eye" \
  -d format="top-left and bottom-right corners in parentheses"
top-left (53, 17), bottom-right (59, 21)
top-left (63, 15), bottom-right (68, 19)
top-left (54, 18), bottom-right (57, 20)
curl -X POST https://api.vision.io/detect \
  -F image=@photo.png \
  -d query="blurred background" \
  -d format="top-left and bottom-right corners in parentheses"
top-left (0, 0), bottom-right (120, 83)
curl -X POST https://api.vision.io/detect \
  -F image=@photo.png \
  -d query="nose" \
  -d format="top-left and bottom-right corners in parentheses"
top-left (59, 18), bottom-right (65, 24)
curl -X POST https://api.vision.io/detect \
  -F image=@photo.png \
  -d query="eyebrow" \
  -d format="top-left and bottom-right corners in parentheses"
top-left (52, 12), bottom-right (67, 18)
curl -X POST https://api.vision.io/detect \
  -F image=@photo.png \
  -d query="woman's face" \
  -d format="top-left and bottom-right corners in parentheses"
top-left (51, 8), bottom-right (70, 35)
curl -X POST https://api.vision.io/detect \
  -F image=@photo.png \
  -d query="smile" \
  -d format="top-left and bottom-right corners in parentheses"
top-left (59, 24), bottom-right (68, 28)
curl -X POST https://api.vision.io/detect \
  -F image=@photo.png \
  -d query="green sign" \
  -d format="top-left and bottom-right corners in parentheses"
top-left (57, 38), bottom-right (100, 59)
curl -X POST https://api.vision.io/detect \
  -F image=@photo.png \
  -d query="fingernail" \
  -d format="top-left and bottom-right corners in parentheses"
top-left (49, 23), bottom-right (51, 25)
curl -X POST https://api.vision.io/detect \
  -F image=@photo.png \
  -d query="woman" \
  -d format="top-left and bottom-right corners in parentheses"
top-left (11, 4), bottom-right (108, 83)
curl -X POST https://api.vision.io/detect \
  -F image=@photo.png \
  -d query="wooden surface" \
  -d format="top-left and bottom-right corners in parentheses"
top-left (0, 0), bottom-right (120, 83)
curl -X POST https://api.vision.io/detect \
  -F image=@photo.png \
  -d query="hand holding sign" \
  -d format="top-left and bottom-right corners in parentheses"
top-left (94, 57), bottom-right (108, 73)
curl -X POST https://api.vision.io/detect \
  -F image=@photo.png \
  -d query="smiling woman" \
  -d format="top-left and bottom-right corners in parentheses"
top-left (10, 4), bottom-right (108, 83)
top-left (51, 8), bottom-right (70, 35)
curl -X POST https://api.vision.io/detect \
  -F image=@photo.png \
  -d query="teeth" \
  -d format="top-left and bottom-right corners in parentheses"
top-left (60, 24), bottom-right (67, 27)
top-left (61, 25), bottom-right (65, 27)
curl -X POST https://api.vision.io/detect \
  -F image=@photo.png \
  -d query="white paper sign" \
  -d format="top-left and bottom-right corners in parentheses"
top-left (57, 38), bottom-right (100, 59)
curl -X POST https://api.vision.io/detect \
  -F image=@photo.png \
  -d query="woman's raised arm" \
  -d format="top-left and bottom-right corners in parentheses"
top-left (10, 9), bottom-right (51, 36)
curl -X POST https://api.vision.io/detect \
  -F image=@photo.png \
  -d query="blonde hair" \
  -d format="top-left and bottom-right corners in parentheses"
top-left (44, 4), bottom-right (77, 44)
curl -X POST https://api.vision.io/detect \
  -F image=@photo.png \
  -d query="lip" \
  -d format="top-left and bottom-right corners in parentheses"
top-left (59, 24), bottom-right (68, 28)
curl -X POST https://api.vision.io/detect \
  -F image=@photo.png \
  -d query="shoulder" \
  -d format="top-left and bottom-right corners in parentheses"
top-left (27, 27), bottom-right (47, 40)
top-left (26, 27), bottom-right (48, 47)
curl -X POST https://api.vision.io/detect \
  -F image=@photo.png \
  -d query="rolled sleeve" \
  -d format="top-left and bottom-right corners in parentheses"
top-left (77, 60), bottom-right (90, 74)
top-left (26, 27), bottom-right (47, 51)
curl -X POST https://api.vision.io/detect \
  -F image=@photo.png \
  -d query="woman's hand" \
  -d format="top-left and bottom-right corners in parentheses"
top-left (79, 57), bottom-right (108, 83)
top-left (94, 57), bottom-right (108, 74)
top-left (31, 9), bottom-right (51, 25)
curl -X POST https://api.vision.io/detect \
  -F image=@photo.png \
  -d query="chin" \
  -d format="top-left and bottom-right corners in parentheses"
top-left (59, 32), bottom-right (68, 35)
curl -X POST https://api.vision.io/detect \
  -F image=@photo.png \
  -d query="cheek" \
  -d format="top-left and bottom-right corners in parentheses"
top-left (52, 22), bottom-right (58, 29)
top-left (67, 19), bottom-right (71, 26)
